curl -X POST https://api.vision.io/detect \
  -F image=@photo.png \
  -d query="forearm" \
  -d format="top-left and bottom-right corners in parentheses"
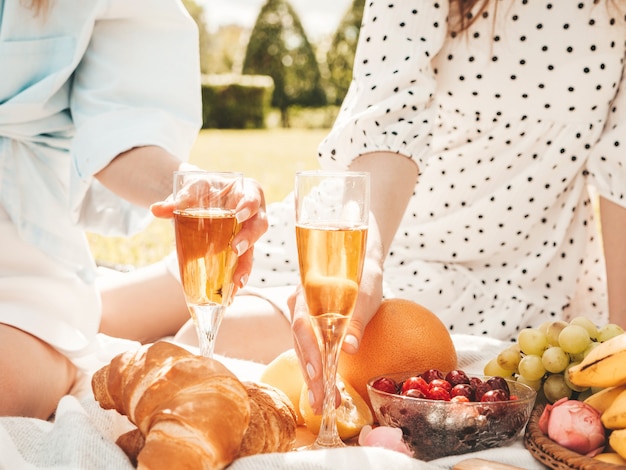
top-left (599, 196), bottom-right (626, 328)
top-left (349, 151), bottom-right (419, 262)
top-left (94, 145), bottom-right (185, 208)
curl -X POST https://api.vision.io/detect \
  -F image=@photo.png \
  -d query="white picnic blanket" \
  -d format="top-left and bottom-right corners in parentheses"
top-left (0, 335), bottom-right (546, 470)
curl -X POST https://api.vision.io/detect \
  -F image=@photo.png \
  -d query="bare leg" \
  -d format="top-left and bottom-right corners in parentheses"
top-left (0, 324), bottom-right (76, 419)
top-left (98, 261), bottom-right (190, 343)
top-left (175, 295), bottom-right (293, 364)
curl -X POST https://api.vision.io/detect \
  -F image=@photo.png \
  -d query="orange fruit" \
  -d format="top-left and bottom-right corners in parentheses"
top-left (338, 298), bottom-right (458, 410)
top-left (299, 375), bottom-right (373, 440)
top-left (259, 348), bottom-right (305, 424)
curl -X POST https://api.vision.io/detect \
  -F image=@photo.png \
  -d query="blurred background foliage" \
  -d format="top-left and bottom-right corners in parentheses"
top-left (89, 0), bottom-right (365, 268)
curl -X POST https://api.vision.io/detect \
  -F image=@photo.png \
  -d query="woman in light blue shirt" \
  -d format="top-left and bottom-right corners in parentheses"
top-left (0, 0), bottom-right (267, 419)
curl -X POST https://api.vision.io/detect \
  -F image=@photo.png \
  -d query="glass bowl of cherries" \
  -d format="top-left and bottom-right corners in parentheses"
top-left (367, 369), bottom-right (537, 461)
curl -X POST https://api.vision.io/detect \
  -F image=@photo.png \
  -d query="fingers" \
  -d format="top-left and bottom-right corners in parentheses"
top-left (150, 198), bottom-right (174, 219)
top-left (233, 246), bottom-right (253, 289)
top-left (290, 288), bottom-right (326, 415)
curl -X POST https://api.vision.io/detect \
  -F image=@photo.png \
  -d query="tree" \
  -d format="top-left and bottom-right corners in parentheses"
top-left (242, 0), bottom-right (326, 127)
top-left (325, 0), bottom-right (364, 105)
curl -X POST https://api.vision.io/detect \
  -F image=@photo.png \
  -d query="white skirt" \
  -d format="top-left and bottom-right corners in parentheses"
top-left (0, 204), bottom-right (101, 357)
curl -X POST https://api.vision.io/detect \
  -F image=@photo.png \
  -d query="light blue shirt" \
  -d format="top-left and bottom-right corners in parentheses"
top-left (0, 0), bottom-right (202, 282)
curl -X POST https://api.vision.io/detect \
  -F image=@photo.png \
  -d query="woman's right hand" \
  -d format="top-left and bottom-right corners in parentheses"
top-left (288, 258), bottom-right (383, 414)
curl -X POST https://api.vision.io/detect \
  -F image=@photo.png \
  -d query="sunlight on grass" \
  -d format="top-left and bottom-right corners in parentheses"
top-left (87, 128), bottom-right (325, 268)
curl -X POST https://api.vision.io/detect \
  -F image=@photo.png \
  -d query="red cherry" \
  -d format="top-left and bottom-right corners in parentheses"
top-left (429, 378), bottom-right (452, 392)
top-left (445, 370), bottom-right (471, 386)
top-left (421, 369), bottom-right (445, 383)
top-left (480, 389), bottom-right (509, 402)
top-left (486, 376), bottom-right (510, 399)
top-left (451, 395), bottom-right (470, 403)
top-left (372, 377), bottom-right (398, 394)
top-left (426, 386), bottom-right (451, 401)
top-left (404, 388), bottom-right (427, 399)
top-left (401, 375), bottom-right (429, 395)
top-left (450, 383), bottom-right (475, 401)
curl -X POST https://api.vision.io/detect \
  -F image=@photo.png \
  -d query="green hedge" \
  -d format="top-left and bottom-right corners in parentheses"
top-left (201, 74), bottom-right (274, 129)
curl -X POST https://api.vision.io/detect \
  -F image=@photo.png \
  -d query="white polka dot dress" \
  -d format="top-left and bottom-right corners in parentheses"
top-left (249, 0), bottom-right (626, 341)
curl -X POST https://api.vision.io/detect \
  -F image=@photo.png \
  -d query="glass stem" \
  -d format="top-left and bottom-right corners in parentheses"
top-left (311, 314), bottom-right (349, 448)
top-left (189, 304), bottom-right (226, 358)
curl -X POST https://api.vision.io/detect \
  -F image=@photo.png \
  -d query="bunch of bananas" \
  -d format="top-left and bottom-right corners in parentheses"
top-left (568, 333), bottom-right (626, 463)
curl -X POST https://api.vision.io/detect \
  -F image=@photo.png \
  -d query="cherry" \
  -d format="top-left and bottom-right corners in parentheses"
top-left (486, 377), bottom-right (510, 398)
top-left (450, 383), bottom-right (475, 401)
top-left (426, 385), bottom-right (451, 401)
top-left (429, 378), bottom-right (452, 392)
top-left (404, 388), bottom-right (427, 399)
top-left (451, 395), bottom-right (470, 403)
top-left (372, 377), bottom-right (398, 394)
top-left (401, 375), bottom-right (429, 395)
top-left (473, 381), bottom-right (491, 402)
top-left (421, 369), bottom-right (445, 383)
top-left (480, 389), bottom-right (509, 402)
top-left (445, 370), bottom-right (471, 386)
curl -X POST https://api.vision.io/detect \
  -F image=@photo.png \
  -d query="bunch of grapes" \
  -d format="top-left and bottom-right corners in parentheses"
top-left (484, 317), bottom-right (624, 403)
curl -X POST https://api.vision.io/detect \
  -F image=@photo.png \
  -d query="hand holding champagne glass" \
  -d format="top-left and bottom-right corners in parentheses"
top-left (173, 171), bottom-right (243, 358)
top-left (294, 171), bottom-right (370, 449)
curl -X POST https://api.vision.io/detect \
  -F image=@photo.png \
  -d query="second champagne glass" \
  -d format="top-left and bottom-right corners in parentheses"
top-left (173, 170), bottom-right (243, 358)
top-left (294, 170), bottom-right (370, 449)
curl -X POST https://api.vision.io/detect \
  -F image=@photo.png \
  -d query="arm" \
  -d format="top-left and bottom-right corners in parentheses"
top-left (599, 196), bottom-right (626, 328)
top-left (94, 145), bottom-right (182, 208)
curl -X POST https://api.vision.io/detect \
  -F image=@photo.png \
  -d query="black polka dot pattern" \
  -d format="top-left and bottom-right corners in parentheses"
top-left (251, 1), bottom-right (626, 341)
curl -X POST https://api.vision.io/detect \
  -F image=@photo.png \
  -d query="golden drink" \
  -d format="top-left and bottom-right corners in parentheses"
top-left (296, 223), bottom-right (367, 318)
top-left (174, 208), bottom-right (242, 307)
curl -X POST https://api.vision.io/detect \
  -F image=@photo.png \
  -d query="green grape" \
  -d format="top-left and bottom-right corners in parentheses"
top-left (558, 324), bottom-right (591, 354)
top-left (583, 341), bottom-right (600, 358)
top-left (483, 357), bottom-right (514, 378)
top-left (564, 361), bottom-right (589, 393)
top-left (576, 388), bottom-right (594, 402)
top-left (543, 374), bottom-right (572, 403)
top-left (597, 323), bottom-right (625, 343)
top-left (541, 346), bottom-right (570, 373)
top-left (537, 321), bottom-right (551, 335)
top-left (545, 320), bottom-right (568, 346)
top-left (497, 344), bottom-right (521, 372)
top-left (515, 375), bottom-right (542, 392)
top-left (518, 354), bottom-right (546, 381)
top-left (518, 328), bottom-right (548, 356)
top-left (569, 316), bottom-right (599, 340)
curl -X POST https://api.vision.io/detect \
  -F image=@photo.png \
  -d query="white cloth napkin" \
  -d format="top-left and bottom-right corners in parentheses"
top-left (0, 334), bottom-right (546, 470)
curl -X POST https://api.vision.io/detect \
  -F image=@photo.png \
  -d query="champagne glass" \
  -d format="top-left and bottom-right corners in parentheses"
top-left (173, 170), bottom-right (243, 358)
top-left (294, 170), bottom-right (370, 449)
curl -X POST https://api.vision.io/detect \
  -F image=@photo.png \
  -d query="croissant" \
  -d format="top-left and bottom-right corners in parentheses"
top-left (92, 341), bottom-right (297, 470)
top-left (92, 341), bottom-right (250, 470)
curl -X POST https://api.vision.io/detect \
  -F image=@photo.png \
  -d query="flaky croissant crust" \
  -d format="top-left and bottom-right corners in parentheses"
top-left (92, 341), bottom-right (297, 470)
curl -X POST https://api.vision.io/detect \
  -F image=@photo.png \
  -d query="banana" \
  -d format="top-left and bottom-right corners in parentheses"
top-left (567, 333), bottom-right (626, 388)
top-left (601, 389), bottom-right (626, 429)
top-left (584, 384), bottom-right (626, 414)
top-left (609, 428), bottom-right (626, 461)
top-left (594, 452), bottom-right (626, 465)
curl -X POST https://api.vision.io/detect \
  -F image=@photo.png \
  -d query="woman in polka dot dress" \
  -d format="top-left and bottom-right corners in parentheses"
top-left (277, 0), bottom-right (626, 412)
top-left (249, 0), bottom-right (626, 367)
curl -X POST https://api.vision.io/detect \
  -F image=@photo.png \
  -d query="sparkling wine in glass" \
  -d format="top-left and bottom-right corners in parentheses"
top-left (294, 170), bottom-right (370, 449)
top-left (173, 171), bottom-right (243, 358)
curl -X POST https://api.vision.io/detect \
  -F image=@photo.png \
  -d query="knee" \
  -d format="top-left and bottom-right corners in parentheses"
top-left (0, 325), bottom-right (76, 419)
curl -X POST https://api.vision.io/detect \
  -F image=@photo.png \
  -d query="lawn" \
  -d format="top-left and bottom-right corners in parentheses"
top-left (87, 128), bottom-right (326, 268)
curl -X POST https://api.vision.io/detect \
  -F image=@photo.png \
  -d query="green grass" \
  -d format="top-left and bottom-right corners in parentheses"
top-left (87, 128), bottom-right (326, 268)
